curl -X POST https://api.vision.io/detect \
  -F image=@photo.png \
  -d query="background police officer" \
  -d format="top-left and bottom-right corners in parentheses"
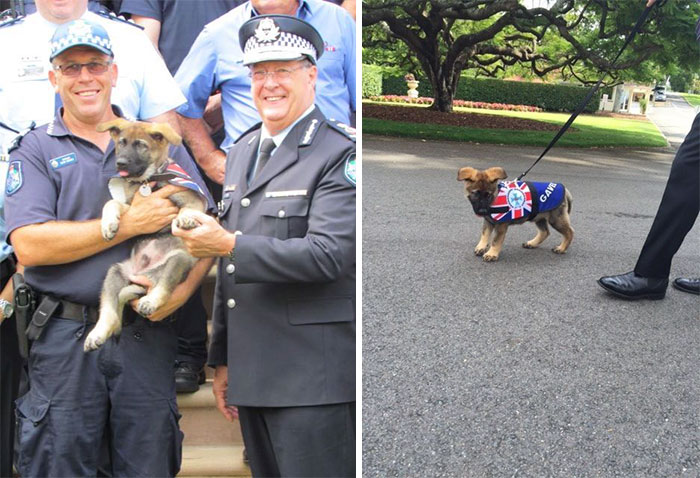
top-left (4, 19), bottom-right (213, 477)
top-left (173, 15), bottom-right (356, 478)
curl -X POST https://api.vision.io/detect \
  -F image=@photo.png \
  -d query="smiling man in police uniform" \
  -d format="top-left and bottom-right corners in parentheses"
top-left (4, 19), bottom-right (213, 477)
top-left (173, 14), bottom-right (356, 478)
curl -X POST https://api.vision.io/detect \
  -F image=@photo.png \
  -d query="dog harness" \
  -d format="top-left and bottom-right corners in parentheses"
top-left (487, 180), bottom-right (565, 224)
top-left (108, 160), bottom-right (207, 203)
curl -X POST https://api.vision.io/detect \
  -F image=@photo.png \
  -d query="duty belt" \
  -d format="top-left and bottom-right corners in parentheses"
top-left (26, 295), bottom-right (98, 343)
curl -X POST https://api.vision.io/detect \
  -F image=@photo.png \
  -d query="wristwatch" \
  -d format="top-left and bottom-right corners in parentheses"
top-left (0, 299), bottom-right (14, 319)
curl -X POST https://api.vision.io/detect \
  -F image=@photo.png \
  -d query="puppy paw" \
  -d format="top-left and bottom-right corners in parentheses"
top-left (483, 253), bottom-right (499, 262)
top-left (101, 220), bottom-right (119, 241)
top-left (474, 246), bottom-right (488, 256)
top-left (522, 242), bottom-right (537, 249)
top-left (175, 213), bottom-right (199, 230)
top-left (84, 328), bottom-right (107, 352)
top-left (136, 297), bottom-right (157, 317)
top-left (552, 246), bottom-right (567, 254)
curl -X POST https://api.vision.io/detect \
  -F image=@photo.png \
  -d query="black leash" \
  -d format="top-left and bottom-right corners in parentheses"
top-left (516, 1), bottom-right (664, 181)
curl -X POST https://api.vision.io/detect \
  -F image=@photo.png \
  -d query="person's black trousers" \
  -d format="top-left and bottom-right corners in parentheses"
top-left (238, 402), bottom-right (356, 478)
top-left (0, 257), bottom-right (18, 477)
top-left (635, 114), bottom-right (700, 279)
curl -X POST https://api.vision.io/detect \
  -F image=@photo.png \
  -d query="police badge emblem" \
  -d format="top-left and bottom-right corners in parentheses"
top-left (67, 19), bottom-right (93, 38)
top-left (254, 18), bottom-right (280, 43)
top-left (6, 161), bottom-right (22, 196)
top-left (344, 155), bottom-right (356, 187)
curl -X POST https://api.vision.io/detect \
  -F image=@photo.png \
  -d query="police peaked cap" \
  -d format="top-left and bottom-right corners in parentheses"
top-left (50, 18), bottom-right (113, 61)
top-left (239, 15), bottom-right (324, 66)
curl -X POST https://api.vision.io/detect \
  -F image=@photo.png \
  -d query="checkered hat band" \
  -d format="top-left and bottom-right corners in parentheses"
top-left (51, 34), bottom-right (112, 55)
top-left (244, 32), bottom-right (315, 59)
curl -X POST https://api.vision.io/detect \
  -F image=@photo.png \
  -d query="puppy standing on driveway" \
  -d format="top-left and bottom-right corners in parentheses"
top-left (458, 167), bottom-right (574, 262)
top-left (84, 118), bottom-right (207, 352)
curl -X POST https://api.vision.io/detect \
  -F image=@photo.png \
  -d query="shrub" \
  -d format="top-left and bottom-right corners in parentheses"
top-left (366, 95), bottom-right (543, 112)
top-left (362, 64), bottom-right (383, 98)
top-left (380, 76), bottom-right (600, 113)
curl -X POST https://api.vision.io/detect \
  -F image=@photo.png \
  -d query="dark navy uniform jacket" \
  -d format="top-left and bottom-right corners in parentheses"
top-left (4, 107), bottom-right (213, 306)
top-left (210, 106), bottom-right (356, 407)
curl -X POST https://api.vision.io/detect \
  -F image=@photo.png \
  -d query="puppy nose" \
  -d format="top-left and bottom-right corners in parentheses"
top-left (116, 157), bottom-right (128, 169)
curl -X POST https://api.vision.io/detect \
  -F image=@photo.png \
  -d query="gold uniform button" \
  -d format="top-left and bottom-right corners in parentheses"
top-left (226, 263), bottom-right (235, 274)
top-left (240, 198), bottom-right (251, 207)
top-left (227, 298), bottom-right (236, 309)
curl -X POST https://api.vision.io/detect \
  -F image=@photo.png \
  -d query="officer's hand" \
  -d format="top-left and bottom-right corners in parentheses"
top-left (172, 211), bottom-right (234, 258)
top-left (200, 150), bottom-right (226, 185)
top-left (213, 365), bottom-right (238, 422)
top-left (120, 184), bottom-right (184, 236)
top-left (127, 274), bottom-right (185, 322)
top-left (646, 0), bottom-right (656, 6)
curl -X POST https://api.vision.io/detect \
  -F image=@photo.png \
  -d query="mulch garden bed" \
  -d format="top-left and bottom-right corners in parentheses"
top-left (363, 104), bottom-right (565, 132)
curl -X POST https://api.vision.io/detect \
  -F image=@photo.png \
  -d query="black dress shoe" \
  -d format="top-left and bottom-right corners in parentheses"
top-left (175, 362), bottom-right (206, 393)
top-left (597, 271), bottom-right (668, 300)
top-left (672, 277), bottom-right (700, 295)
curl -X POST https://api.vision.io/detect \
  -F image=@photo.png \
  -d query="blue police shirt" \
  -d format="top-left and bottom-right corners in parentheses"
top-left (4, 107), bottom-right (214, 306)
top-left (119, 0), bottom-right (243, 75)
top-left (0, 10), bottom-right (186, 154)
top-left (175, 0), bottom-right (356, 150)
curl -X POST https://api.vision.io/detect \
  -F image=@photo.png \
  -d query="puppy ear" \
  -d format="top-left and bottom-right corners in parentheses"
top-left (484, 167), bottom-right (507, 183)
top-left (148, 123), bottom-right (182, 146)
top-left (96, 118), bottom-right (131, 138)
top-left (457, 167), bottom-right (477, 182)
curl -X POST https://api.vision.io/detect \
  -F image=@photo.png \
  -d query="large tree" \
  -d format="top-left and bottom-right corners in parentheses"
top-left (363, 0), bottom-right (700, 112)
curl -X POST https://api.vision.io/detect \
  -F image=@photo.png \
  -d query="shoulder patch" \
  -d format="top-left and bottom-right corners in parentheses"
top-left (95, 10), bottom-right (144, 29)
top-left (344, 153), bottom-right (356, 187)
top-left (327, 120), bottom-right (356, 143)
top-left (6, 161), bottom-right (23, 196)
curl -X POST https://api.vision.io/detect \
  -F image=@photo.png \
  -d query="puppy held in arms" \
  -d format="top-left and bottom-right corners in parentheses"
top-left (84, 119), bottom-right (206, 352)
top-left (457, 167), bottom-right (574, 262)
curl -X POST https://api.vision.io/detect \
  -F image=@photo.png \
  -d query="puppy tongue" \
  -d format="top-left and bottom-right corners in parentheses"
top-left (118, 170), bottom-right (129, 177)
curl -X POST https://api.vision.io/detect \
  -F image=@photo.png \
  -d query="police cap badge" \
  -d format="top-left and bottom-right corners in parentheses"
top-left (239, 15), bottom-right (324, 66)
top-left (50, 18), bottom-right (113, 61)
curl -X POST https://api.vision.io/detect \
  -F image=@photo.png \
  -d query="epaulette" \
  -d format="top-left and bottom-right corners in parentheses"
top-left (96, 10), bottom-right (144, 30)
top-left (327, 119), bottom-right (356, 143)
top-left (0, 14), bottom-right (24, 28)
top-left (7, 122), bottom-right (35, 153)
top-left (234, 122), bottom-right (263, 144)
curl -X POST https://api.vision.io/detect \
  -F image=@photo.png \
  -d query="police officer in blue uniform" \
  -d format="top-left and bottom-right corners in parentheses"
top-left (173, 15), bottom-right (356, 478)
top-left (4, 19), bottom-right (213, 477)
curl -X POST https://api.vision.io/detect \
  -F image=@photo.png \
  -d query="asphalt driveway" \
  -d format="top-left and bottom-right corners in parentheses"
top-left (362, 136), bottom-right (699, 477)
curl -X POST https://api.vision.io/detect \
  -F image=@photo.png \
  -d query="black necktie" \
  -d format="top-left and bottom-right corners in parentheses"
top-left (253, 138), bottom-right (276, 181)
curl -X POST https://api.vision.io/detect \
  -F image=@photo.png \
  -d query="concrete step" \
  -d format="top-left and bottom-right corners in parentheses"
top-left (179, 445), bottom-right (250, 477)
top-left (178, 382), bottom-right (244, 446)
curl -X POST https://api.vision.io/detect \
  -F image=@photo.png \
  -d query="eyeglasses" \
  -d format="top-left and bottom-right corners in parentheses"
top-left (54, 61), bottom-right (112, 77)
top-left (248, 65), bottom-right (308, 82)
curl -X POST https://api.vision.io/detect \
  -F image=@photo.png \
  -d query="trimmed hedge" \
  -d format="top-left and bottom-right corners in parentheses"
top-left (362, 64), bottom-right (383, 98)
top-left (381, 75), bottom-right (600, 113)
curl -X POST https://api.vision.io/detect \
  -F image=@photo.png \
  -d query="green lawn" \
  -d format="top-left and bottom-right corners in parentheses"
top-left (680, 93), bottom-right (700, 108)
top-left (363, 102), bottom-right (668, 148)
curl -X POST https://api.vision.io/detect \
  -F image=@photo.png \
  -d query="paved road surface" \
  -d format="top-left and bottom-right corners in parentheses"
top-left (647, 92), bottom-right (698, 150)
top-left (362, 136), bottom-right (699, 477)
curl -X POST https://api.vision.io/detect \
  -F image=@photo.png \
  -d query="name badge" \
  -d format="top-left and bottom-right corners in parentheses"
top-left (16, 55), bottom-right (46, 81)
top-left (49, 153), bottom-right (77, 169)
top-left (265, 189), bottom-right (308, 198)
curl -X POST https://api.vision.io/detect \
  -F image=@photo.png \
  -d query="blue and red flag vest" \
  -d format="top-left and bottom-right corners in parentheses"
top-left (487, 180), bottom-right (565, 224)
top-left (108, 160), bottom-right (207, 203)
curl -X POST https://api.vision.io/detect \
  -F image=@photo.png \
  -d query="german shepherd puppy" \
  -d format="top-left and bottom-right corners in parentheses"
top-left (457, 166), bottom-right (574, 262)
top-left (84, 119), bottom-right (205, 352)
